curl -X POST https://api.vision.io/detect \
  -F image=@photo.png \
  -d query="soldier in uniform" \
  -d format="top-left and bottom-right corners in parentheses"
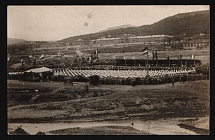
top-left (172, 78), bottom-right (174, 87)
top-left (122, 78), bottom-right (125, 85)
top-left (179, 75), bottom-right (182, 84)
top-left (64, 76), bottom-right (67, 84)
top-left (70, 77), bottom-right (73, 86)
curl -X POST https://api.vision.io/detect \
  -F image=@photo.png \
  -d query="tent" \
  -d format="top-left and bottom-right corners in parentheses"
top-left (11, 63), bottom-right (22, 69)
top-left (25, 67), bottom-right (53, 73)
top-left (24, 67), bottom-right (53, 82)
top-left (89, 75), bottom-right (99, 86)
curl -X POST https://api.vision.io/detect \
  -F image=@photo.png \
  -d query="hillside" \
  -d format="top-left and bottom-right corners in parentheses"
top-left (7, 38), bottom-right (26, 45)
top-left (61, 10), bottom-right (209, 43)
top-left (98, 24), bottom-right (136, 33)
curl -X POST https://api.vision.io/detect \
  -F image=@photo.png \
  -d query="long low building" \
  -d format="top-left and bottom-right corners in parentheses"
top-left (182, 41), bottom-right (210, 50)
top-left (93, 59), bottom-right (201, 67)
top-left (70, 34), bottom-right (172, 46)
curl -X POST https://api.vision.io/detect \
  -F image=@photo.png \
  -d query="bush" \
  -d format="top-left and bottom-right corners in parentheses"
top-left (92, 92), bottom-right (98, 97)
top-left (35, 131), bottom-right (46, 135)
top-left (9, 126), bottom-right (30, 135)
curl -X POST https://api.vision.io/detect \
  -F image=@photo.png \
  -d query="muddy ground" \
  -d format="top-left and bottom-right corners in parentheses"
top-left (7, 79), bottom-right (210, 134)
top-left (48, 126), bottom-right (147, 135)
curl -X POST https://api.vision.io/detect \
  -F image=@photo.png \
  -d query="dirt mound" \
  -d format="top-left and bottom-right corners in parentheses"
top-left (178, 123), bottom-right (209, 134)
top-left (9, 127), bottom-right (30, 135)
top-left (48, 126), bottom-right (148, 135)
top-left (35, 131), bottom-right (46, 135)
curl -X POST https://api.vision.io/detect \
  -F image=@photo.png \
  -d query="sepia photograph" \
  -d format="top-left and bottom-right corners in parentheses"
top-left (7, 5), bottom-right (210, 135)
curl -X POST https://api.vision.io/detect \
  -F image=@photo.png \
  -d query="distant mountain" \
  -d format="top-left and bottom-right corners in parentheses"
top-left (61, 10), bottom-right (209, 43)
top-left (98, 24), bottom-right (137, 33)
top-left (137, 10), bottom-right (210, 36)
top-left (7, 38), bottom-right (26, 45)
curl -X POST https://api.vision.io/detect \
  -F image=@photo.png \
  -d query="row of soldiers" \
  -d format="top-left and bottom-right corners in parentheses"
top-left (57, 73), bottom-right (209, 85)
top-left (97, 73), bottom-right (208, 85)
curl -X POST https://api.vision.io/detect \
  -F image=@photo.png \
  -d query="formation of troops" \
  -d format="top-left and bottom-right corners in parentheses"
top-left (53, 68), bottom-right (208, 85)
top-left (7, 67), bottom-right (209, 85)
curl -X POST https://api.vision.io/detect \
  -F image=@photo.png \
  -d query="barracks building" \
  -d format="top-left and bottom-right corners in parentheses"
top-left (70, 34), bottom-right (172, 46)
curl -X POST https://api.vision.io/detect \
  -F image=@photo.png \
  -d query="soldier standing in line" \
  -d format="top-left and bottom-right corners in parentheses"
top-left (122, 78), bottom-right (125, 85)
top-left (156, 77), bottom-right (159, 84)
top-left (64, 76), bottom-right (67, 84)
top-left (187, 74), bottom-right (190, 83)
top-left (70, 77), bottom-right (73, 86)
top-left (172, 78), bottom-right (175, 87)
top-left (85, 84), bottom-right (89, 94)
top-left (179, 75), bottom-right (182, 84)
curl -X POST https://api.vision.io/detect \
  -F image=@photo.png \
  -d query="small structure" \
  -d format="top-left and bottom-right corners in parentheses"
top-left (89, 75), bottom-right (99, 86)
top-left (23, 67), bottom-right (53, 82)
top-left (183, 41), bottom-right (210, 50)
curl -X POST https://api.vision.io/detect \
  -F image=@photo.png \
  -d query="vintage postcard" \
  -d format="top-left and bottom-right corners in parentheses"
top-left (7, 5), bottom-right (210, 135)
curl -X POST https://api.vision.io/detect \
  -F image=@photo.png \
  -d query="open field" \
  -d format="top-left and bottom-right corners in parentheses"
top-left (7, 79), bottom-right (209, 134)
top-left (8, 80), bottom-right (209, 122)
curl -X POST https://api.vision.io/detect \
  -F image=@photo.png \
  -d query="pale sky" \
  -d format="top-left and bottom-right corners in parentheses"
top-left (7, 5), bottom-right (209, 41)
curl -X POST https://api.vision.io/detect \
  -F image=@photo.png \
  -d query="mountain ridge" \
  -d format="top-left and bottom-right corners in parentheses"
top-left (97, 24), bottom-right (137, 33)
top-left (7, 38), bottom-right (26, 45)
top-left (61, 10), bottom-right (209, 43)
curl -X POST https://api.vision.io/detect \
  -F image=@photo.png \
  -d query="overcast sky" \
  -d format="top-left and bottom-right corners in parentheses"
top-left (7, 5), bottom-right (209, 41)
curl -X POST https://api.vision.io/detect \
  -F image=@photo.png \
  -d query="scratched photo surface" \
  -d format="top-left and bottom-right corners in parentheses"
top-left (7, 5), bottom-right (210, 135)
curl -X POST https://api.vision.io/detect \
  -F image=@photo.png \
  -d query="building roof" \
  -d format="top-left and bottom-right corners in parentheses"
top-left (11, 63), bottom-right (22, 69)
top-left (91, 34), bottom-right (173, 41)
top-left (25, 67), bottom-right (53, 73)
top-left (183, 40), bottom-right (210, 44)
top-left (96, 37), bottom-right (120, 41)
top-left (129, 35), bottom-right (172, 39)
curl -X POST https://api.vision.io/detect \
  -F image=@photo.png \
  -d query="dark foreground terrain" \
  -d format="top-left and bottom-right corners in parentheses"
top-left (7, 80), bottom-right (210, 134)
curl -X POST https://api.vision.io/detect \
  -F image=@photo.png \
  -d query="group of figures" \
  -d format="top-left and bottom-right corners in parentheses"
top-left (97, 73), bottom-right (208, 85)
top-left (60, 72), bottom-right (208, 86)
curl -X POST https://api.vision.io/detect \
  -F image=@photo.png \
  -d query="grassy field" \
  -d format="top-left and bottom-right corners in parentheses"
top-left (8, 79), bottom-right (209, 123)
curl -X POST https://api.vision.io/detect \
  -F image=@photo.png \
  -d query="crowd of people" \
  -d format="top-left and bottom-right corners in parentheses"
top-left (7, 66), bottom-right (209, 85)
top-left (52, 68), bottom-right (209, 85)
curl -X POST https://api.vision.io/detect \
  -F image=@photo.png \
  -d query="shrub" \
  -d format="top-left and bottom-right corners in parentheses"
top-left (35, 131), bottom-right (46, 135)
top-left (9, 126), bottom-right (30, 135)
top-left (92, 92), bottom-right (98, 97)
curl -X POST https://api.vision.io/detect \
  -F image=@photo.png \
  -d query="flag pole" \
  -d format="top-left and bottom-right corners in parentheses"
top-left (147, 47), bottom-right (149, 76)
top-left (194, 55), bottom-right (195, 66)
